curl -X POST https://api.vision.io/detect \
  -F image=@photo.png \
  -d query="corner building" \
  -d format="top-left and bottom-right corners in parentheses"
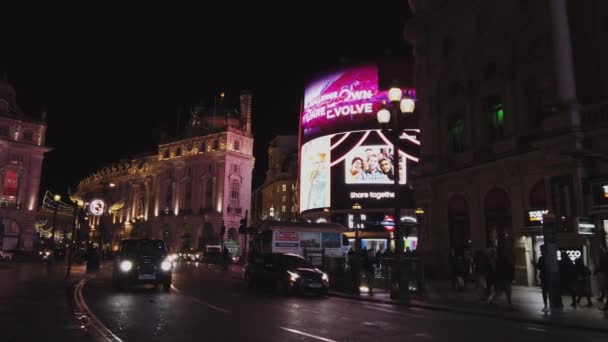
top-left (0, 79), bottom-right (50, 252)
top-left (405, 0), bottom-right (608, 285)
top-left (75, 91), bottom-right (254, 254)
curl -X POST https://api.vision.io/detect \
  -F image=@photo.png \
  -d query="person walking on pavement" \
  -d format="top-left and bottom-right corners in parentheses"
top-left (487, 246), bottom-right (515, 310)
top-left (574, 258), bottom-right (593, 307)
top-left (560, 257), bottom-right (577, 308)
top-left (533, 245), bottom-right (550, 312)
top-left (361, 248), bottom-right (375, 295)
top-left (221, 246), bottom-right (230, 271)
top-left (595, 246), bottom-right (608, 309)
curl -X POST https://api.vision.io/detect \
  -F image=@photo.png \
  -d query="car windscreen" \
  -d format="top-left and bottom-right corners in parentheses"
top-left (122, 240), bottom-right (167, 256)
top-left (283, 255), bottom-right (314, 268)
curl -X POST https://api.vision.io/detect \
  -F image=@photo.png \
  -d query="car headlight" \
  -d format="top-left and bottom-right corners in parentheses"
top-left (322, 272), bottom-right (329, 283)
top-left (161, 260), bottom-right (172, 271)
top-left (120, 260), bottom-right (133, 272)
top-left (287, 271), bottom-right (300, 282)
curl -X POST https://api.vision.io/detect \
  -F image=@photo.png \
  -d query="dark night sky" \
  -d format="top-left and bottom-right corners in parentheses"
top-left (0, 0), bottom-right (411, 197)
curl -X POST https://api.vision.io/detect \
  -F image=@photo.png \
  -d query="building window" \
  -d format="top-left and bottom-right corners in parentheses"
top-left (213, 140), bottom-right (219, 150)
top-left (9, 153), bottom-right (23, 163)
top-left (448, 114), bottom-right (465, 153)
top-left (291, 206), bottom-right (296, 213)
top-left (282, 184), bottom-right (286, 192)
top-left (230, 180), bottom-right (240, 206)
top-left (0, 100), bottom-right (8, 114)
top-left (2, 169), bottom-right (18, 197)
top-left (23, 130), bottom-right (33, 142)
top-left (165, 182), bottom-right (173, 210)
top-left (205, 178), bottom-right (213, 208)
top-left (281, 205), bottom-right (286, 213)
top-left (0, 125), bottom-right (9, 138)
top-left (282, 195), bottom-right (286, 202)
top-left (486, 95), bottom-right (505, 141)
top-left (175, 147), bottom-right (182, 156)
top-left (184, 181), bottom-right (192, 210)
top-left (200, 143), bottom-right (205, 153)
top-left (232, 164), bottom-right (239, 173)
top-left (234, 140), bottom-right (240, 151)
top-left (162, 150), bottom-right (170, 159)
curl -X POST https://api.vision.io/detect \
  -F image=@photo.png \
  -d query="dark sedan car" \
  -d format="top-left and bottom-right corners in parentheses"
top-left (112, 239), bottom-right (173, 292)
top-left (243, 253), bottom-right (329, 296)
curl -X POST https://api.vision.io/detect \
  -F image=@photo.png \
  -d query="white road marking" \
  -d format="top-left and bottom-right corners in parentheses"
top-left (280, 327), bottom-right (338, 342)
top-left (362, 321), bottom-right (379, 326)
top-left (364, 305), bottom-right (401, 314)
top-left (74, 278), bottom-right (124, 342)
top-left (171, 284), bottom-right (232, 314)
top-left (526, 327), bottom-right (548, 333)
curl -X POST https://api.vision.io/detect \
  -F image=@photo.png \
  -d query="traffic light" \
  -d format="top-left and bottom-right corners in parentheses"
top-left (238, 218), bottom-right (247, 234)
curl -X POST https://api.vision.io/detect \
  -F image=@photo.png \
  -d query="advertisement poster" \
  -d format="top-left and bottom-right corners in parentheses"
top-left (321, 232), bottom-right (341, 249)
top-left (300, 232), bottom-right (321, 248)
top-left (272, 231), bottom-right (299, 253)
top-left (299, 136), bottom-right (331, 212)
top-left (344, 144), bottom-right (406, 184)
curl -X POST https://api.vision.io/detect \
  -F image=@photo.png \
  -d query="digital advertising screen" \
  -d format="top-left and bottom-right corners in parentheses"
top-left (299, 64), bottom-right (418, 214)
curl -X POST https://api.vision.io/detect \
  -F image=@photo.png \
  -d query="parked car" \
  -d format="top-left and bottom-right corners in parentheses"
top-left (0, 250), bottom-right (14, 261)
top-left (243, 253), bottom-right (329, 296)
top-left (112, 239), bottom-right (173, 292)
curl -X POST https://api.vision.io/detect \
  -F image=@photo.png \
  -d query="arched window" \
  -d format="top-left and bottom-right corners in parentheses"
top-left (175, 147), bottom-right (182, 156)
top-left (23, 129), bottom-right (33, 142)
top-left (162, 150), bottom-right (170, 159)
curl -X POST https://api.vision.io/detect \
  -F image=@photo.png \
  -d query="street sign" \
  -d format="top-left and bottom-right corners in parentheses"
top-left (382, 215), bottom-right (396, 233)
top-left (89, 199), bottom-right (105, 216)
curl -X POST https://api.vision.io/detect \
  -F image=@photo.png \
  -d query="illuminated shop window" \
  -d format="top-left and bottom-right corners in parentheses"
top-left (448, 114), bottom-right (465, 153)
top-left (3, 169), bottom-right (18, 197)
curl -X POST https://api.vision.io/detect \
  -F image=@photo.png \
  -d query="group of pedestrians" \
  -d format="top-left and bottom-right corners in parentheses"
top-left (533, 244), bottom-right (608, 312)
top-left (449, 247), bottom-right (515, 309)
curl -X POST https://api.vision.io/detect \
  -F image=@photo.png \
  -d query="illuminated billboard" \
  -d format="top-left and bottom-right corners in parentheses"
top-left (299, 64), bottom-right (418, 214)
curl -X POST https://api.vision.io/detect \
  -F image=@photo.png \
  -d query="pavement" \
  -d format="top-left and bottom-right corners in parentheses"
top-left (0, 261), bottom-right (93, 342)
top-left (328, 278), bottom-right (608, 333)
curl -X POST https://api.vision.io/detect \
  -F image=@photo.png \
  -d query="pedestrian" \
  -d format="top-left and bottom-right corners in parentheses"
top-left (560, 257), bottom-right (577, 308)
top-left (595, 246), bottom-right (608, 308)
top-left (533, 245), bottom-right (550, 312)
top-left (484, 247), bottom-right (498, 302)
top-left (222, 246), bottom-right (230, 270)
top-left (362, 250), bottom-right (375, 295)
top-left (574, 258), bottom-right (592, 307)
top-left (487, 246), bottom-right (515, 310)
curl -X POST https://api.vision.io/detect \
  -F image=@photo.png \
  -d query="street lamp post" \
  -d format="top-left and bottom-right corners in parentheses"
top-left (66, 200), bottom-right (84, 278)
top-left (49, 194), bottom-right (61, 264)
top-left (376, 85), bottom-right (415, 298)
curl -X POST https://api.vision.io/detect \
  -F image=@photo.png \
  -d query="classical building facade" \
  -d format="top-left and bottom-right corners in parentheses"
top-left (0, 79), bottom-right (50, 251)
top-left (74, 91), bottom-right (255, 254)
top-left (252, 135), bottom-right (298, 224)
top-left (405, 0), bottom-right (608, 285)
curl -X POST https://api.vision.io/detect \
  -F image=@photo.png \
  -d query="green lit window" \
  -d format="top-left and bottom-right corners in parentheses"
top-left (487, 96), bottom-right (505, 140)
top-left (448, 116), bottom-right (465, 153)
